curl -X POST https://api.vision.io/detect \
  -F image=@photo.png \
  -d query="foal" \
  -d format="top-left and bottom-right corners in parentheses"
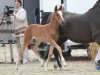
top-left (16, 5), bottom-right (66, 70)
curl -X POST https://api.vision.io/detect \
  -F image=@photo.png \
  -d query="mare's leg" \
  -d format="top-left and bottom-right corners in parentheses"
top-left (91, 26), bottom-right (100, 67)
top-left (53, 48), bottom-right (62, 68)
top-left (31, 41), bottom-right (44, 66)
top-left (95, 48), bottom-right (100, 62)
top-left (44, 45), bottom-right (54, 71)
top-left (15, 33), bottom-right (32, 70)
top-left (50, 39), bottom-right (66, 67)
top-left (94, 44), bottom-right (100, 67)
top-left (53, 37), bottom-right (68, 68)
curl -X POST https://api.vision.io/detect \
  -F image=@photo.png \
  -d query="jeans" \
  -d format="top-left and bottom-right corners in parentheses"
top-left (16, 36), bottom-right (29, 61)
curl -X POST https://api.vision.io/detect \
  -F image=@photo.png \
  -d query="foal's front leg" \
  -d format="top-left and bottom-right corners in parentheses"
top-left (32, 41), bottom-right (44, 66)
top-left (50, 39), bottom-right (66, 67)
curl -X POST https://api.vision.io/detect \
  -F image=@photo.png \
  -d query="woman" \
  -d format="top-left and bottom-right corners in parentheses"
top-left (11, 0), bottom-right (29, 63)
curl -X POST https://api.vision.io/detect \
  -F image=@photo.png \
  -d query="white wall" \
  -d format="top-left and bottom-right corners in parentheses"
top-left (67, 0), bottom-right (98, 13)
top-left (40, 0), bottom-right (61, 12)
top-left (39, 0), bottom-right (98, 13)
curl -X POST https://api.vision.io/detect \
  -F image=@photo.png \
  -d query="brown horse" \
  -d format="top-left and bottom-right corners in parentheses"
top-left (15, 5), bottom-right (66, 71)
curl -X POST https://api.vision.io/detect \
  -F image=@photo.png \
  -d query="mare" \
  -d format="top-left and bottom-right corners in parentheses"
top-left (15, 5), bottom-right (66, 71)
top-left (42, 0), bottom-right (100, 68)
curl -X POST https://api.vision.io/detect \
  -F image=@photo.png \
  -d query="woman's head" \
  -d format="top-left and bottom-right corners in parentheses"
top-left (15, 0), bottom-right (22, 9)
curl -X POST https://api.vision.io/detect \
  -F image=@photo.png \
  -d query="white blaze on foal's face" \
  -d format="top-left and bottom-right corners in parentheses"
top-left (58, 10), bottom-right (64, 21)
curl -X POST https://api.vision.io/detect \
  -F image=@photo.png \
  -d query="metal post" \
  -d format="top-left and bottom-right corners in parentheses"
top-left (9, 40), bottom-right (14, 63)
top-left (64, 0), bottom-right (67, 11)
top-left (61, 0), bottom-right (64, 4)
top-left (61, 0), bottom-right (67, 11)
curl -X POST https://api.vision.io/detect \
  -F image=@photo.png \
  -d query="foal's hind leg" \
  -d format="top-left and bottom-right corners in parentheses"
top-left (31, 41), bottom-right (44, 66)
top-left (15, 44), bottom-right (28, 70)
top-left (15, 34), bottom-right (32, 70)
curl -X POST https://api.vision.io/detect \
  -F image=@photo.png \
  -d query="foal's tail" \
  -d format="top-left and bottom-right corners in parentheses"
top-left (23, 27), bottom-right (33, 46)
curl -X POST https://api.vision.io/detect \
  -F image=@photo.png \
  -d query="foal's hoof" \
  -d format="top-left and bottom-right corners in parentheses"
top-left (23, 60), bottom-right (30, 64)
top-left (40, 63), bottom-right (44, 67)
top-left (15, 66), bottom-right (18, 70)
top-left (44, 68), bottom-right (47, 71)
top-left (40, 61), bottom-right (45, 67)
top-left (62, 61), bottom-right (67, 66)
top-left (44, 67), bottom-right (47, 71)
top-left (60, 66), bottom-right (67, 70)
top-left (54, 62), bottom-right (58, 69)
top-left (44, 64), bottom-right (47, 71)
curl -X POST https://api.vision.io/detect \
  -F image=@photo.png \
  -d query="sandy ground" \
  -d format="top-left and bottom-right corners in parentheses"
top-left (0, 44), bottom-right (100, 75)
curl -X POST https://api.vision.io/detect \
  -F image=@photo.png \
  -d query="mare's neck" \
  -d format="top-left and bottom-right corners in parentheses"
top-left (87, 0), bottom-right (100, 15)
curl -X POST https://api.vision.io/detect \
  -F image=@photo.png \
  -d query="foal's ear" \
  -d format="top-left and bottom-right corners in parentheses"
top-left (54, 5), bottom-right (57, 12)
top-left (59, 5), bottom-right (62, 10)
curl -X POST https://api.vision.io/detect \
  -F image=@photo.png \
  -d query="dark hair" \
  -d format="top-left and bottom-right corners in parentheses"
top-left (15, 0), bottom-right (22, 6)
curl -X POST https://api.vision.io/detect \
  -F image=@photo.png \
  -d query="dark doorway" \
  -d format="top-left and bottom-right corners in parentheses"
top-left (23, 0), bottom-right (40, 24)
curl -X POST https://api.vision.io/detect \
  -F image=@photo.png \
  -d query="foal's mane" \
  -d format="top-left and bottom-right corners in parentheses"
top-left (48, 12), bottom-right (60, 30)
top-left (49, 12), bottom-right (56, 23)
top-left (49, 5), bottom-right (62, 26)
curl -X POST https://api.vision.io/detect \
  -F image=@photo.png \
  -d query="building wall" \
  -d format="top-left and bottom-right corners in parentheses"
top-left (40, 0), bottom-right (61, 12)
top-left (67, 0), bottom-right (97, 14)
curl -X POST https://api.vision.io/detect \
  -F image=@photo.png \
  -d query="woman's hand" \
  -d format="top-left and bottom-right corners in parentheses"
top-left (11, 13), bottom-right (16, 18)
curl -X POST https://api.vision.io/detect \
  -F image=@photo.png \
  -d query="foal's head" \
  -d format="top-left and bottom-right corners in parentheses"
top-left (53, 5), bottom-right (65, 24)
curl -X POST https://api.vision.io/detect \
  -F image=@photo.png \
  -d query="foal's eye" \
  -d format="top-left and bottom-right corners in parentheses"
top-left (56, 14), bottom-right (59, 16)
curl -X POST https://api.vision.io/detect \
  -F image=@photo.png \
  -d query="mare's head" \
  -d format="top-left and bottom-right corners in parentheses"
top-left (53, 5), bottom-right (65, 24)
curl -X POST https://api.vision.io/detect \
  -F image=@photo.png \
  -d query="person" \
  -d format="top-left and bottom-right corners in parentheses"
top-left (95, 49), bottom-right (100, 70)
top-left (10, 0), bottom-right (29, 63)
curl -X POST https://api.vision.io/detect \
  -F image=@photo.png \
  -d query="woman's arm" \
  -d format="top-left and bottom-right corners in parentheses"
top-left (13, 9), bottom-right (27, 22)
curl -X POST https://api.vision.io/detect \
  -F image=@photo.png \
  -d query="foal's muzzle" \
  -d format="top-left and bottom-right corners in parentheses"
top-left (61, 20), bottom-right (65, 25)
top-left (62, 20), bottom-right (65, 23)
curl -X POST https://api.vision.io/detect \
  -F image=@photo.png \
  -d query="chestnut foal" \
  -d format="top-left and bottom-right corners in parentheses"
top-left (16, 5), bottom-right (66, 71)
